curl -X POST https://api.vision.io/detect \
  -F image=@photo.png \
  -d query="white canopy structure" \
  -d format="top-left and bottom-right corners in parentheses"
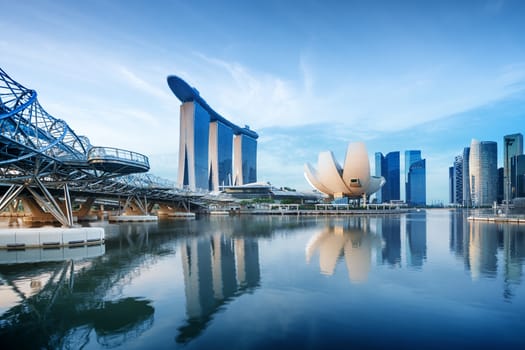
top-left (304, 142), bottom-right (385, 199)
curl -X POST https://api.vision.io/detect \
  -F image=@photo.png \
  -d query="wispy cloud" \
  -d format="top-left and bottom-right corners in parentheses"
top-left (114, 65), bottom-right (174, 103)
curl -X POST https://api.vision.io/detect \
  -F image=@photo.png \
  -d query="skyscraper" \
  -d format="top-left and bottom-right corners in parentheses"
top-left (469, 139), bottom-right (497, 207)
top-left (453, 155), bottom-right (463, 205)
top-left (233, 133), bottom-right (257, 186)
top-left (503, 133), bottom-right (523, 202)
top-left (167, 75), bottom-right (258, 191)
top-left (375, 152), bottom-right (384, 203)
top-left (449, 166), bottom-right (454, 204)
top-left (375, 151), bottom-right (400, 204)
top-left (405, 150), bottom-right (426, 206)
top-left (209, 121), bottom-right (233, 190)
top-left (408, 159), bottom-right (426, 206)
top-left (462, 147), bottom-right (471, 207)
top-left (511, 155), bottom-right (525, 198)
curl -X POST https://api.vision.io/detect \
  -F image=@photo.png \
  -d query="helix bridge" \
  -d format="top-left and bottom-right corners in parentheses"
top-left (0, 67), bottom-right (207, 227)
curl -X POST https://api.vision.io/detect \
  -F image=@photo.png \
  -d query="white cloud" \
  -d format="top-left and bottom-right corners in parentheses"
top-left (114, 65), bottom-right (174, 104)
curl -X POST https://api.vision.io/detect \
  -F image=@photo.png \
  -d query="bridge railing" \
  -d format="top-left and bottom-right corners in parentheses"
top-left (87, 146), bottom-right (150, 168)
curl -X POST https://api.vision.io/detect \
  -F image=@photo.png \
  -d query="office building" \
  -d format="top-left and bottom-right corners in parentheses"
top-left (469, 139), bottom-right (497, 207)
top-left (167, 75), bottom-right (258, 191)
top-left (375, 153), bottom-right (383, 203)
top-left (407, 159), bottom-right (426, 206)
top-left (449, 166), bottom-right (454, 204)
top-left (511, 155), bottom-right (525, 198)
top-left (375, 151), bottom-right (400, 203)
top-left (504, 133), bottom-right (523, 202)
top-left (405, 150), bottom-right (426, 206)
top-left (462, 147), bottom-right (471, 207)
top-left (449, 154), bottom-right (463, 205)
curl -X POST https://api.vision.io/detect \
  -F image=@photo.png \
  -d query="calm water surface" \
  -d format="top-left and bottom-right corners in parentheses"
top-left (1, 209), bottom-right (525, 349)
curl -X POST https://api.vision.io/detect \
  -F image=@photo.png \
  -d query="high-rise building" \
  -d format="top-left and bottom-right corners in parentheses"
top-left (405, 150), bottom-right (426, 206)
top-left (374, 152), bottom-right (384, 203)
top-left (450, 154), bottom-right (463, 205)
top-left (462, 147), bottom-right (471, 207)
top-left (167, 75), bottom-right (258, 191)
top-left (469, 139), bottom-right (497, 207)
top-left (449, 166), bottom-right (454, 204)
top-left (511, 154), bottom-right (525, 198)
top-left (504, 133), bottom-right (523, 202)
top-left (405, 150), bottom-right (421, 204)
top-left (498, 167), bottom-right (504, 204)
top-left (407, 159), bottom-right (426, 206)
top-left (233, 133), bottom-right (257, 186)
top-left (375, 151), bottom-right (400, 204)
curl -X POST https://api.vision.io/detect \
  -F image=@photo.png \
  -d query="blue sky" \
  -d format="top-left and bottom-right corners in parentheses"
top-left (2, 0), bottom-right (524, 204)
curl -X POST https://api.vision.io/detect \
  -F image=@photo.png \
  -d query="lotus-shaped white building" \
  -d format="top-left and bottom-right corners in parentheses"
top-left (304, 142), bottom-right (385, 199)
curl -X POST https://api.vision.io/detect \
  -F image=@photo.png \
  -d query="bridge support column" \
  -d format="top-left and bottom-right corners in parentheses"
top-left (0, 184), bottom-right (25, 212)
top-left (122, 194), bottom-right (150, 216)
top-left (25, 178), bottom-right (75, 227)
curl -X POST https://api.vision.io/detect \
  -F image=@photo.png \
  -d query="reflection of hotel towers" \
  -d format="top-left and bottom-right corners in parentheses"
top-left (168, 75), bottom-right (258, 191)
top-left (305, 218), bottom-right (380, 283)
top-left (180, 235), bottom-right (260, 323)
top-left (405, 211), bottom-right (427, 268)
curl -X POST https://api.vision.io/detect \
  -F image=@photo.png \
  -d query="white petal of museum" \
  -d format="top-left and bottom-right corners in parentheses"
top-left (304, 142), bottom-right (385, 198)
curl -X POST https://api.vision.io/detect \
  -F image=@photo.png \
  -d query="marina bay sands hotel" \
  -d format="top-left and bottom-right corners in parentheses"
top-left (167, 75), bottom-right (258, 191)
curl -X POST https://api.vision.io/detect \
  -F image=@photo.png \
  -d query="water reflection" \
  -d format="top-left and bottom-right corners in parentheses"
top-left (178, 233), bottom-right (260, 343)
top-left (0, 221), bottom-right (164, 349)
top-left (306, 213), bottom-right (431, 282)
top-left (449, 210), bottom-right (525, 299)
top-left (306, 217), bottom-right (381, 283)
top-left (375, 216), bottom-right (401, 267)
top-left (405, 211), bottom-right (427, 268)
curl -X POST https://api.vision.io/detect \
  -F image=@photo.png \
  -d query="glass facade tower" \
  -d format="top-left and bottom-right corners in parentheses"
top-left (504, 133), bottom-right (523, 202)
top-left (375, 151), bottom-right (400, 204)
top-left (462, 147), bottom-right (471, 207)
top-left (234, 134), bottom-right (257, 185)
top-left (405, 150), bottom-right (425, 206)
top-left (469, 139), bottom-right (497, 207)
top-left (209, 121), bottom-right (233, 190)
top-left (374, 153), bottom-right (384, 203)
top-left (407, 159), bottom-right (426, 206)
top-left (453, 155), bottom-right (463, 204)
top-left (168, 75), bottom-right (258, 192)
top-left (511, 155), bottom-right (525, 198)
top-left (178, 102), bottom-right (210, 190)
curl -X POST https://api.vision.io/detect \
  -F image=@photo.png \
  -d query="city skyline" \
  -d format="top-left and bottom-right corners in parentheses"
top-left (2, 0), bottom-right (525, 204)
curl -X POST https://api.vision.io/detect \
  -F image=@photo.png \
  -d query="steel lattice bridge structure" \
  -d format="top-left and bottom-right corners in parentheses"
top-left (0, 67), bottom-right (208, 227)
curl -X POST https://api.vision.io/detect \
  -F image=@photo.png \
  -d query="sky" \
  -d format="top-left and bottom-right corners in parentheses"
top-left (1, 0), bottom-right (525, 204)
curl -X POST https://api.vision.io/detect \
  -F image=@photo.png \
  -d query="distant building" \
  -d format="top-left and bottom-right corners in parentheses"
top-left (449, 166), bottom-right (454, 204)
top-left (405, 150), bottom-right (426, 206)
top-left (454, 155), bottom-right (463, 204)
top-left (449, 155), bottom-right (463, 205)
top-left (462, 147), bottom-right (471, 207)
top-left (503, 133), bottom-right (523, 202)
top-left (375, 151), bottom-right (400, 204)
top-left (167, 75), bottom-right (258, 191)
top-left (511, 154), bottom-right (525, 198)
top-left (408, 159), bottom-right (426, 206)
top-left (469, 139), bottom-right (497, 207)
top-left (498, 167), bottom-right (504, 204)
top-left (375, 153), bottom-right (384, 203)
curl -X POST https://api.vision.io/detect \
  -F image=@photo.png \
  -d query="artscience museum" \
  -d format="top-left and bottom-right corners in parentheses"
top-left (304, 142), bottom-right (385, 201)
